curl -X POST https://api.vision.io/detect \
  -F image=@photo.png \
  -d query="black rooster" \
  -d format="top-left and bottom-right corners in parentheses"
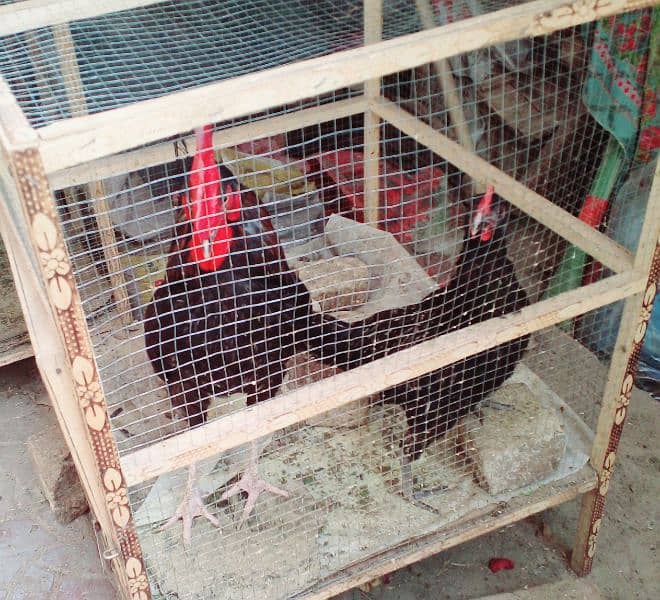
top-left (143, 125), bottom-right (354, 545)
top-left (343, 188), bottom-right (530, 500)
top-left (146, 125), bottom-right (527, 542)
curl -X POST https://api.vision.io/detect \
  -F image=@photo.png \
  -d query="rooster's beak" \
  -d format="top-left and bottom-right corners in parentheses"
top-left (202, 229), bottom-right (218, 260)
top-left (470, 211), bottom-right (484, 239)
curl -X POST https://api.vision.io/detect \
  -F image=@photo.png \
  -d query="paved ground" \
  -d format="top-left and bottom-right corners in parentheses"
top-left (0, 360), bottom-right (115, 600)
top-left (1, 357), bottom-right (657, 599)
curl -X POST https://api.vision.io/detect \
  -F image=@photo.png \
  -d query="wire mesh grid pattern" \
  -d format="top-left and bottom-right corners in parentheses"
top-left (0, 1), bottom-right (657, 599)
top-left (0, 0), bottom-right (522, 127)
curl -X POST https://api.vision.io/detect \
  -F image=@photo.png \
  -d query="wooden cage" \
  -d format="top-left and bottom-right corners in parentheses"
top-left (0, 0), bottom-right (658, 598)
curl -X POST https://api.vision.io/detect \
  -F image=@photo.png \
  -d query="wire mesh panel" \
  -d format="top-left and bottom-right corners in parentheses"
top-left (0, 0), bottom-right (526, 127)
top-left (0, 1), bottom-right (658, 599)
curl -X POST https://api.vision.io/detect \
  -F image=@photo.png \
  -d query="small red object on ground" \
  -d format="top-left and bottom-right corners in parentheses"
top-left (488, 558), bottom-right (515, 573)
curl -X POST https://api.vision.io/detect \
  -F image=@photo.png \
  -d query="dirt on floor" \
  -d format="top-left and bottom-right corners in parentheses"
top-left (0, 359), bottom-right (116, 599)
top-left (0, 349), bottom-right (657, 600)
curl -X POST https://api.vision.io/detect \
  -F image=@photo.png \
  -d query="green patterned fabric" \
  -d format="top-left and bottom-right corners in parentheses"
top-left (583, 7), bottom-right (660, 164)
top-left (544, 8), bottom-right (659, 317)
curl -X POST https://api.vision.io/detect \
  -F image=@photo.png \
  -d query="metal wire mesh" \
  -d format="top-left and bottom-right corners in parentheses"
top-left (1, 2), bottom-right (655, 598)
top-left (0, 0), bottom-right (523, 128)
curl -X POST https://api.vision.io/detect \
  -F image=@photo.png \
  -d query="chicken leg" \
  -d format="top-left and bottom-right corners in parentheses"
top-left (160, 462), bottom-right (220, 547)
top-left (400, 456), bottom-right (444, 516)
top-left (221, 440), bottom-right (289, 527)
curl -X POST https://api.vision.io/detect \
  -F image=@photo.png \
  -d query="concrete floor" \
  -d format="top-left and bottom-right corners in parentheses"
top-left (0, 360), bottom-right (115, 600)
top-left (1, 357), bottom-right (657, 600)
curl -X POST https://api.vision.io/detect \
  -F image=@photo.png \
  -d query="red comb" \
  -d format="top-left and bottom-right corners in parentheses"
top-left (195, 124), bottom-right (214, 154)
top-left (477, 185), bottom-right (495, 242)
top-left (186, 125), bottom-right (240, 271)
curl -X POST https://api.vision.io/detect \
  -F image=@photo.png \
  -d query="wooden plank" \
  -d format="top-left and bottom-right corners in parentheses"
top-left (571, 160), bottom-right (660, 576)
top-left (414, 0), bottom-right (483, 196)
top-left (47, 96), bottom-right (368, 188)
top-left (372, 99), bottom-right (634, 274)
top-left (0, 339), bottom-right (33, 368)
top-left (52, 23), bottom-right (86, 116)
top-left (35, 0), bottom-right (655, 172)
top-left (0, 78), bottom-right (38, 150)
top-left (295, 466), bottom-right (597, 599)
top-left (0, 153), bottom-right (128, 600)
top-left (0, 0), bottom-right (167, 36)
top-left (0, 76), bottom-right (145, 600)
top-left (51, 24), bottom-right (133, 324)
top-left (121, 270), bottom-right (644, 486)
top-left (363, 0), bottom-right (382, 226)
top-left (0, 79), bottom-right (37, 369)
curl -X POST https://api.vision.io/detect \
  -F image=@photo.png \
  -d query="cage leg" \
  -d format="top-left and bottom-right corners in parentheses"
top-left (571, 168), bottom-right (660, 575)
top-left (0, 78), bottom-right (146, 598)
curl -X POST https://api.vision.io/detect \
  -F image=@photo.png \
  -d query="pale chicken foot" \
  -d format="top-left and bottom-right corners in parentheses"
top-left (160, 462), bottom-right (220, 547)
top-left (400, 456), bottom-right (444, 515)
top-left (221, 440), bottom-right (289, 527)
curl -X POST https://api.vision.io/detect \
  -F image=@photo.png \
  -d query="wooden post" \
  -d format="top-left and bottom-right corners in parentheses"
top-left (571, 161), bottom-right (660, 575)
top-left (51, 23), bottom-right (133, 324)
top-left (413, 0), bottom-right (485, 194)
top-left (0, 77), bottom-right (148, 600)
top-left (571, 161), bottom-right (660, 576)
top-left (363, 0), bottom-right (382, 226)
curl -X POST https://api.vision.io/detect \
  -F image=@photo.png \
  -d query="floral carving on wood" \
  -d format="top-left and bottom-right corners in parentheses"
top-left (71, 355), bottom-right (107, 431)
top-left (126, 556), bottom-right (150, 600)
top-left (587, 517), bottom-right (602, 558)
top-left (103, 467), bottom-right (131, 528)
top-left (634, 280), bottom-right (657, 344)
top-left (16, 135), bottom-right (148, 596)
top-left (598, 451), bottom-right (616, 496)
top-left (536, 0), bottom-right (627, 33)
top-left (31, 212), bottom-right (73, 310)
top-left (614, 372), bottom-right (634, 425)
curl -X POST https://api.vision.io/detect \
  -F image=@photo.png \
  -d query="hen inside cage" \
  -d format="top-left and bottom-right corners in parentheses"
top-left (23, 8), bottom-right (655, 600)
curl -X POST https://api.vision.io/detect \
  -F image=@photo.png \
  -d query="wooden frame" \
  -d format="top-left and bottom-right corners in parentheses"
top-left (0, 79), bottom-right (144, 600)
top-left (0, 0), bottom-right (167, 36)
top-left (371, 99), bottom-right (635, 274)
top-left (0, 1), bottom-right (658, 599)
top-left (120, 270), bottom-right (646, 486)
top-left (48, 96), bottom-right (369, 189)
top-left (298, 465), bottom-right (598, 599)
top-left (0, 342), bottom-right (34, 368)
top-left (571, 162), bottom-right (660, 575)
top-left (363, 0), bottom-right (382, 226)
top-left (32, 0), bottom-right (653, 174)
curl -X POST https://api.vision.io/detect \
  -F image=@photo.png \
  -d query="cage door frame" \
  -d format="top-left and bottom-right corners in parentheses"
top-left (0, 76), bottom-right (149, 600)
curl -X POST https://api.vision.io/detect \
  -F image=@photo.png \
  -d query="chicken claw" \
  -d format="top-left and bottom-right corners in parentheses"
top-left (221, 441), bottom-right (289, 527)
top-left (160, 462), bottom-right (220, 547)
